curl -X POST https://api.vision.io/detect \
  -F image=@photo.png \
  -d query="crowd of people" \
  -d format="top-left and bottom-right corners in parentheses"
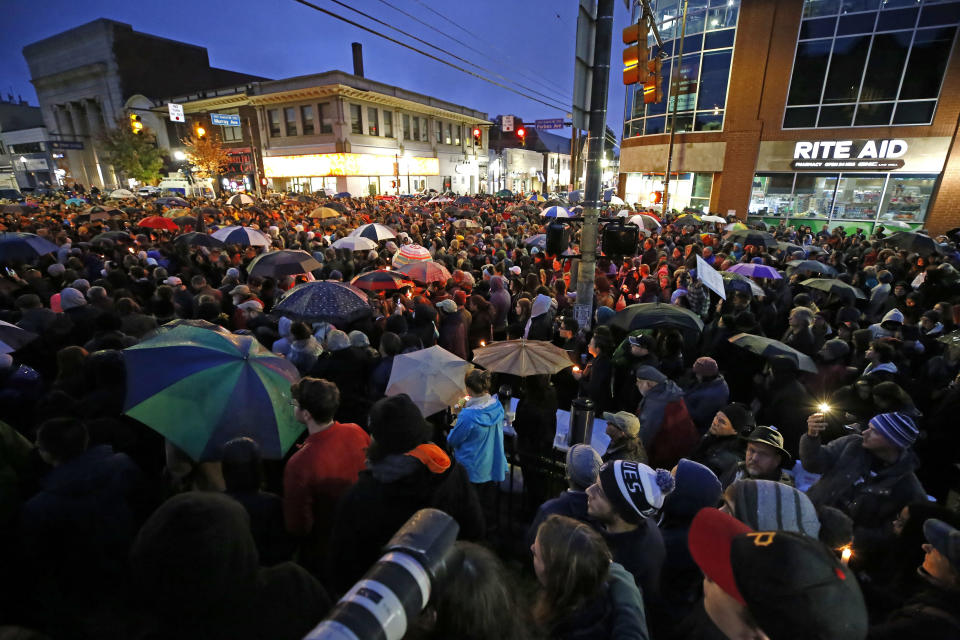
top-left (0, 185), bottom-right (959, 640)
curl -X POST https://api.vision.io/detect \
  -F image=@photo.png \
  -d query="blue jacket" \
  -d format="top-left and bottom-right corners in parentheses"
top-left (449, 395), bottom-right (507, 483)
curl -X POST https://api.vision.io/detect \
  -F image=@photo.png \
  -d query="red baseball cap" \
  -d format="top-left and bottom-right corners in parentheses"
top-left (688, 507), bottom-right (752, 604)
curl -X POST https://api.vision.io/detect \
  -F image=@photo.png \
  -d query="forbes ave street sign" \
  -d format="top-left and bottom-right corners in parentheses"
top-left (790, 139), bottom-right (908, 170)
top-left (535, 118), bottom-right (566, 130)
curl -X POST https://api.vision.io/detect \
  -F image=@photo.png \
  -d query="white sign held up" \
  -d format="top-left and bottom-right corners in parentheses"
top-left (696, 255), bottom-right (726, 300)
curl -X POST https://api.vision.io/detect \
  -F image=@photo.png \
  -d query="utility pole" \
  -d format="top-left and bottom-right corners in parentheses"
top-left (662, 0), bottom-right (688, 219)
top-left (573, 0), bottom-right (615, 331)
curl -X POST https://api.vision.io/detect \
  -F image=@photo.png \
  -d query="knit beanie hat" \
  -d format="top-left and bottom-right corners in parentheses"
top-left (693, 356), bottom-right (719, 377)
top-left (664, 458), bottom-right (722, 518)
top-left (369, 393), bottom-right (432, 455)
top-left (595, 306), bottom-right (615, 326)
top-left (633, 364), bottom-right (667, 384)
top-left (566, 444), bottom-right (602, 491)
top-left (59, 287), bottom-right (87, 310)
top-left (867, 412), bottom-right (918, 450)
top-left (599, 460), bottom-right (674, 523)
top-left (718, 402), bottom-right (756, 436)
top-left (728, 479), bottom-right (821, 538)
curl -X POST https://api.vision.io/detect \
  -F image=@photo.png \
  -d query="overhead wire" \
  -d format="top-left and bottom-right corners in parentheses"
top-left (291, 0), bottom-right (572, 112)
top-left (375, 0), bottom-right (573, 101)
top-left (318, 0), bottom-right (570, 107)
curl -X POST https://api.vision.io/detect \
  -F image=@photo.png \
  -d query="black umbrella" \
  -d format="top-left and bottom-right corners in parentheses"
top-left (156, 197), bottom-right (189, 208)
top-left (800, 278), bottom-right (866, 300)
top-left (247, 250), bottom-right (322, 278)
top-left (323, 201), bottom-right (349, 215)
top-left (91, 231), bottom-right (134, 244)
top-left (884, 231), bottom-right (940, 257)
top-left (725, 229), bottom-right (778, 248)
top-left (610, 302), bottom-right (705, 335)
top-left (245, 206), bottom-right (266, 216)
top-left (442, 206), bottom-right (460, 216)
top-left (787, 260), bottom-right (837, 276)
top-left (296, 195), bottom-right (315, 203)
top-left (0, 233), bottom-right (60, 263)
top-left (728, 333), bottom-right (817, 373)
top-left (273, 281), bottom-right (372, 324)
top-left (174, 232), bottom-right (224, 248)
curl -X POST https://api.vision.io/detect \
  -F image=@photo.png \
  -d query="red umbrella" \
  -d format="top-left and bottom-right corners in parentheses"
top-left (396, 261), bottom-right (452, 284)
top-left (351, 269), bottom-right (414, 292)
top-left (139, 216), bottom-right (179, 231)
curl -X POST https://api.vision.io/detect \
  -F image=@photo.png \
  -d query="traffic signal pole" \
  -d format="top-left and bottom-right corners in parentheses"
top-left (573, 0), bottom-right (615, 331)
top-left (662, 0), bottom-right (688, 219)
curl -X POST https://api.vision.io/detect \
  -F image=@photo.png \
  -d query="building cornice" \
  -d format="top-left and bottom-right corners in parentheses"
top-left (30, 62), bottom-right (109, 90)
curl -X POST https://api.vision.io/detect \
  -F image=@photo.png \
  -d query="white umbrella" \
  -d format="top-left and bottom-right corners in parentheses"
top-left (332, 236), bottom-right (377, 251)
top-left (428, 196), bottom-right (454, 204)
top-left (349, 223), bottom-right (397, 241)
top-left (628, 214), bottom-right (661, 230)
top-left (109, 188), bottom-right (135, 199)
top-left (210, 226), bottom-right (272, 247)
top-left (608, 195), bottom-right (626, 206)
top-left (541, 206), bottom-right (571, 218)
top-left (701, 215), bottom-right (726, 224)
top-left (386, 345), bottom-right (472, 417)
top-left (0, 320), bottom-right (37, 354)
top-left (881, 220), bottom-right (912, 229)
top-left (226, 193), bottom-right (256, 206)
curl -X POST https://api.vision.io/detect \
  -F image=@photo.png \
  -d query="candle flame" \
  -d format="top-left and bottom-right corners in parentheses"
top-left (841, 546), bottom-right (852, 563)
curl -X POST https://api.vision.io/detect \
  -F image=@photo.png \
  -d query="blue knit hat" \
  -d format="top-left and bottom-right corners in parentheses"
top-left (664, 458), bottom-right (722, 518)
top-left (868, 412), bottom-right (919, 450)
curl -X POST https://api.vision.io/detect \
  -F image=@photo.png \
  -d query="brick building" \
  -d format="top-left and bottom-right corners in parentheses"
top-left (619, 0), bottom-right (960, 234)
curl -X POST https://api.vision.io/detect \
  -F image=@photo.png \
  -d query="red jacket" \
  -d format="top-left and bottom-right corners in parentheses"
top-left (282, 422), bottom-right (370, 537)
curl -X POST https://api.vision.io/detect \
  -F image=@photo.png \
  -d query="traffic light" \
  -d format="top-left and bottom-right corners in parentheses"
top-left (129, 113), bottom-right (143, 135)
top-left (517, 127), bottom-right (526, 147)
top-left (622, 22), bottom-right (649, 86)
top-left (643, 57), bottom-right (664, 104)
top-left (472, 127), bottom-right (482, 146)
top-left (195, 124), bottom-right (206, 139)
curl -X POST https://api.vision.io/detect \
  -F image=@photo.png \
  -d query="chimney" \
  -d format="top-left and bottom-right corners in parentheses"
top-left (352, 42), bottom-right (364, 78)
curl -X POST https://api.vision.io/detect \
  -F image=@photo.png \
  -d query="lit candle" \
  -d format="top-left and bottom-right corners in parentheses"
top-left (573, 366), bottom-right (581, 373)
top-left (841, 546), bottom-right (852, 564)
top-left (479, 341), bottom-right (486, 347)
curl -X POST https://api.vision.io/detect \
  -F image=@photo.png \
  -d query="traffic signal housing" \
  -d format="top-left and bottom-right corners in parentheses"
top-left (602, 221), bottom-right (640, 256)
top-left (129, 113), bottom-right (143, 135)
top-left (472, 127), bottom-right (482, 146)
top-left (622, 22), bottom-right (649, 86)
top-left (517, 127), bottom-right (526, 147)
top-left (195, 124), bottom-right (206, 139)
top-left (546, 222), bottom-right (569, 256)
top-left (644, 57), bottom-right (664, 104)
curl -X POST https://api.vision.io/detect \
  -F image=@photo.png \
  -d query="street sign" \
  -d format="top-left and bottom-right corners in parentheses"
top-left (49, 140), bottom-right (84, 150)
top-left (535, 118), bottom-right (566, 130)
top-left (573, 0), bottom-right (598, 131)
top-left (210, 113), bottom-right (241, 127)
top-left (168, 103), bottom-right (185, 123)
top-left (501, 115), bottom-right (514, 132)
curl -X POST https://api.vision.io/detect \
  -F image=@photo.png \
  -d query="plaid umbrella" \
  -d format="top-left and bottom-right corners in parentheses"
top-left (247, 250), bottom-right (322, 278)
top-left (351, 269), bottom-right (414, 292)
top-left (0, 232), bottom-right (59, 262)
top-left (396, 261), bottom-right (451, 284)
top-left (726, 263), bottom-right (782, 279)
top-left (123, 325), bottom-right (302, 461)
top-left (211, 226), bottom-right (272, 247)
top-left (273, 281), bottom-right (372, 324)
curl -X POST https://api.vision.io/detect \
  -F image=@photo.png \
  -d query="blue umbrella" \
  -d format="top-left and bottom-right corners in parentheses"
top-left (454, 196), bottom-right (476, 206)
top-left (156, 197), bottom-right (189, 208)
top-left (523, 234), bottom-right (546, 249)
top-left (210, 226), bottom-right (272, 247)
top-left (273, 280), bottom-right (372, 325)
top-left (541, 206), bottom-right (571, 218)
top-left (65, 197), bottom-right (86, 206)
top-left (334, 192), bottom-right (352, 198)
top-left (0, 232), bottom-right (60, 263)
top-left (174, 232), bottom-right (225, 248)
top-left (726, 263), bottom-right (782, 280)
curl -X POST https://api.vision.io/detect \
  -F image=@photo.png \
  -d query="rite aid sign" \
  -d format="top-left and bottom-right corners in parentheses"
top-left (790, 139), bottom-right (907, 170)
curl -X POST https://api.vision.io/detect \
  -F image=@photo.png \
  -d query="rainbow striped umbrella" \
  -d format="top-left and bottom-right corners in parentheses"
top-left (122, 326), bottom-right (303, 461)
top-left (392, 243), bottom-right (432, 266)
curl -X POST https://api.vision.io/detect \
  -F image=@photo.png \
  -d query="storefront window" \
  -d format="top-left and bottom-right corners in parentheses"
top-left (831, 174), bottom-right (884, 220)
top-left (749, 174), bottom-right (796, 217)
top-left (878, 174), bottom-right (936, 222)
top-left (690, 173), bottom-right (713, 211)
top-left (793, 174), bottom-right (837, 219)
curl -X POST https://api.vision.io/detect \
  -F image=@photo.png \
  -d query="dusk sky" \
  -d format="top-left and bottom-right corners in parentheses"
top-left (0, 0), bottom-right (631, 145)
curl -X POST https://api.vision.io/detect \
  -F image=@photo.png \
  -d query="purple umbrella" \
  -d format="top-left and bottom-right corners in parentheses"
top-left (726, 263), bottom-right (782, 280)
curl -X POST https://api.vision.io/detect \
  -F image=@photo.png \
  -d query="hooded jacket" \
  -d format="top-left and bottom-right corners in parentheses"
top-left (525, 293), bottom-right (554, 340)
top-left (683, 375), bottom-right (730, 432)
top-left (869, 308), bottom-right (905, 339)
top-left (449, 394), bottom-right (508, 483)
top-left (489, 275), bottom-right (511, 328)
top-left (638, 380), bottom-right (699, 469)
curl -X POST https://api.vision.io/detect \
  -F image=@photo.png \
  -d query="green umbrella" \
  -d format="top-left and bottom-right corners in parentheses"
top-left (122, 325), bottom-right (303, 461)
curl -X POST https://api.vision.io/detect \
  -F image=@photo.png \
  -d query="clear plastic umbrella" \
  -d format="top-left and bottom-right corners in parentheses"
top-left (386, 346), bottom-right (471, 417)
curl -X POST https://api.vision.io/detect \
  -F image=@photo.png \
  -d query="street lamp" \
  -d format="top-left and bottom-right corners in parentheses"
top-left (174, 150), bottom-right (186, 161)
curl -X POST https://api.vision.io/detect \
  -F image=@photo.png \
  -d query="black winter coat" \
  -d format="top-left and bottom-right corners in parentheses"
top-left (868, 585), bottom-right (960, 640)
top-left (689, 433), bottom-right (744, 479)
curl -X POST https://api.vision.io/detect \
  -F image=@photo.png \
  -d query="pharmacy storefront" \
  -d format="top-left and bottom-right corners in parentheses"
top-left (262, 153), bottom-right (440, 196)
top-left (747, 137), bottom-right (950, 232)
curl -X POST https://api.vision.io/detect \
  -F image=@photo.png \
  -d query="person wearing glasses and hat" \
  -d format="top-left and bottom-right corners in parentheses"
top-left (719, 426), bottom-right (793, 489)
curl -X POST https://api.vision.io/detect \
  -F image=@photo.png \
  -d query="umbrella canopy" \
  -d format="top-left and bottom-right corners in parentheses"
top-left (332, 236), bottom-right (377, 252)
top-left (174, 232), bottom-right (224, 248)
top-left (701, 215), bottom-right (726, 223)
top-left (453, 219), bottom-right (481, 229)
top-left (156, 197), bottom-right (190, 208)
top-left (351, 269), bottom-right (413, 292)
top-left (787, 260), bottom-right (837, 276)
top-left (937, 330), bottom-right (960, 347)
top-left (150, 318), bottom-right (232, 336)
top-left (523, 234), bottom-right (546, 249)
top-left (882, 220), bottom-right (912, 230)
top-left (429, 196), bottom-right (454, 204)
top-left (541, 206), bottom-right (571, 218)
top-left (454, 196), bottom-right (477, 206)
top-left (226, 193), bottom-right (256, 207)
top-left (211, 226), bottom-right (272, 247)
top-left (726, 263), bottom-right (782, 279)
top-left (396, 261), bottom-right (452, 284)
top-left (775, 240), bottom-right (805, 254)
top-left (386, 345), bottom-right (471, 417)
top-left (139, 216), bottom-right (179, 231)
top-left (273, 280), bottom-right (372, 324)
top-left (323, 201), bottom-right (349, 215)
top-left (726, 222), bottom-right (749, 232)
top-left (122, 326), bottom-right (302, 462)
top-left (334, 192), bottom-right (352, 198)
top-left (610, 302), bottom-right (705, 335)
top-left (296, 195), bottom-right (315, 203)
top-left (800, 278), bottom-right (866, 300)
top-left (0, 320), bottom-right (37, 354)
top-left (608, 195), bottom-right (627, 206)
top-left (350, 223), bottom-right (396, 241)
top-left (728, 333), bottom-right (817, 374)
top-left (526, 193), bottom-right (546, 203)
top-left (0, 232), bottom-right (60, 262)
top-left (65, 197), bottom-right (86, 206)
top-left (109, 188), bottom-right (135, 199)
top-left (172, 216), bottom-right (198, 227)
top-left (392, 244), bottom-right (432, 267)
top-left (472, 339), bottom-right (574, 376)
top-left (163, 208), bottom-right (193, 219)
top-left (495, 189), bottom-right (513, 198)
top-left (309, 206), bottom-right (343, 219)
top-left (91, 231), bottom-right (133, 244)
top-left (248, 250), bottom-right (322, 279)
top-left (674, 213), bottom-right (702, 225)
top-left (627, 214), bottom-right (661, 230)
top-left (725, 228), bottom-right (778, 248)
top-left (884, 231), bottom-right (940, 256)
top-left (720, 271), bottom-right (766, 298)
